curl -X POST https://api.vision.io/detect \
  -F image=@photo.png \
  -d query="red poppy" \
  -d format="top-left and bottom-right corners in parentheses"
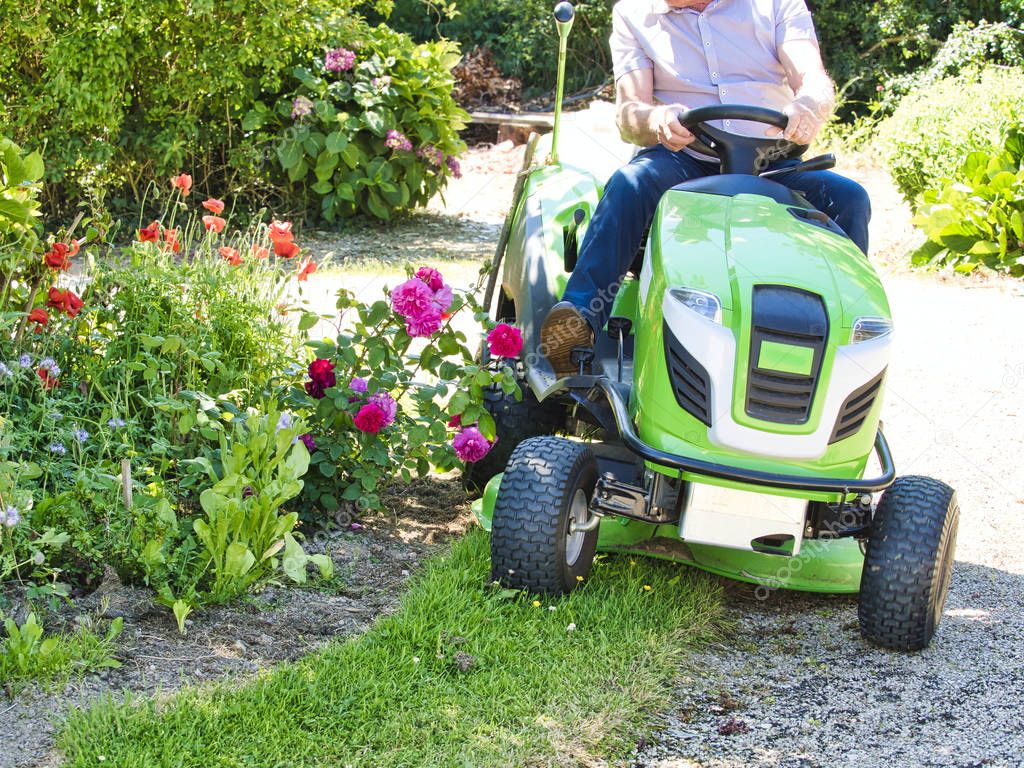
top-left (251, 245), bottom-right (270, 260)
top-left (28, 308), bottom-right (49, 329)
top-left (274, 239), bottom-right (301, 259)
top-left (219, 246), bottom-right (243, 266)
top-left (37, 367), bottom-right (59, 390)
top-left (268, 220), bottom-right (293, 243)
top-left (297, 258), bottom-right (316, 281)
top-left (170, 173), bottom-right (193, 196)
top-left (162, 227), bottom-right (182, 253)
top-left (202, 215), bottom-right (226, 233)
top-left (43, 243), bottom-right (72, 271)
top-left (67, 239), bottom-right (80, 257)
top-left (202, 198), bottom-right (225, 214)
top-left (138, 221), bottom-right (161, 242)
top-left (47, 287), bottom-right (84, 318)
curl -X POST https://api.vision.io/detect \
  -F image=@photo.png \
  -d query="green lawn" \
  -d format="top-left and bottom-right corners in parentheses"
top-left (59, 529), bottom-right (722, 767)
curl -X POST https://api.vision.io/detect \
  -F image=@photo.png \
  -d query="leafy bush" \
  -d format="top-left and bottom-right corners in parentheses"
top-left (245, 26), bottom-right (468, 222)
top-left (912, 128), bottom-right (1024, 274)
top-left (878, 66), bottom-right (1024, 204)
top-left (0, 0), bottom-right (466, 224)
top-left (0, 137), bottom-right (44, 256)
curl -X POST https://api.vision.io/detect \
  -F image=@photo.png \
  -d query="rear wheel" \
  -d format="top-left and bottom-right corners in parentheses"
top-left (490, 437), bottom-right (599, 594)
top-left (858, 475), bottom-right (959, 651)
top-left (462, 382), bottom-right (564, 496)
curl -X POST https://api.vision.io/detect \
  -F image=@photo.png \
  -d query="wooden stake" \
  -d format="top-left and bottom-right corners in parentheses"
top-left (121, 459), bottom-right (133, 511)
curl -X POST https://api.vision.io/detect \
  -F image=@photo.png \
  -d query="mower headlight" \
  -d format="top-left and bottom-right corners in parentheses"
top-left (851, 316), bottom-right (892, 343)
top-left (669, 288), bottom-right (722, 324)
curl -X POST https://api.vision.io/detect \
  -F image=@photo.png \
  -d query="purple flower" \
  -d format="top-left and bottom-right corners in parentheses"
top-left (385, 130), bottom-right (413, 152)
top-left (39, 357), bottom-right (60, 377)
top-left (445, 155), bottom-right (462, 179)
top-left (276, 412), bottom-right (294, 433)
top-left (72, 427), bottom-right (89, 443)
top-left (299, 433), bottom-right (317, 452)
top-left (416, 144), bottom-right (443, 167)
top-left (324, 47), bottom-right (356, 73)
top-left (0, 362), bottom-right (11, 377)
top-left (48, 442), bottom-right (66, 456)
top-left (291, 96), bottom-right (314, 120)
top-left (349, 377), bottom-right (368, 393)
top-left (107, 417), bottom-right (126, 429)
top-left (18, 354), bottom-right (31, 368)
top-left (368, 391), bottom-right (397, 428)
top-left (453, 426), bottom-right (492, 463)
top-left (242, 486), bottom-right (254, 499)
top-left (3, 505), bottom-right (20, 527)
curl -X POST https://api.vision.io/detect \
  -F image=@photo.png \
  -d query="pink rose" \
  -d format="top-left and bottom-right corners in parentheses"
top-left (453, 426), bottom-right (493, 463)
top-left (391, 278), bottom-right (435, 319)
top-left (415, 266), bottom-right (445, 291)
top-left (354, 403), bottom-right (388, 433)
top-left (405, 306), bottom-right (443, 338)
top-left (487, 323), bottom-right (524, 358)
top-left (349, 377), bottom-right (368, 392)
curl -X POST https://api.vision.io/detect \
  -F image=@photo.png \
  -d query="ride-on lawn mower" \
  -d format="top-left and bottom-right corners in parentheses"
top-left (471, 2), bottom-right (959, 651)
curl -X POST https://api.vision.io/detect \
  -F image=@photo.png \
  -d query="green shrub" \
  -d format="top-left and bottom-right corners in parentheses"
top-left (911, 128), bottom-right (1024, 274)
top-left (877, 66), bottom-right (1024, 204)
top-left (0, 1), bottom-right (465, 224)
top-left (244, 25), bottom-right (468, 222)
top-left (380, 0), bottom-right (613, 97)
top-left (0, 612), bottom-right (122, 691)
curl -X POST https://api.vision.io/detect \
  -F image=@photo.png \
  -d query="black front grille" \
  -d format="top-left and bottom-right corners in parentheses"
top-left (828, 369), bottom-right (886, 444)
top-left (664, 322), bottom-right (712, 426)
top-left (745, 286), bottom-right (828, 426)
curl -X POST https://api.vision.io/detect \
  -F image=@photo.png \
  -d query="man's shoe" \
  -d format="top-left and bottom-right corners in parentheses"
top-left (540, 301), bottom-right (595, 379)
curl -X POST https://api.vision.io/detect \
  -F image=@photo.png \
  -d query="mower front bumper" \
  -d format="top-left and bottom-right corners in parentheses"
top-left (592, 378), bottom-right (895, 496)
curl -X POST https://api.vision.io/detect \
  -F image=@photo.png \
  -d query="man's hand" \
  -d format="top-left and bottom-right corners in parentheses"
top-left (766, 96), bottom-right (825, 145)
top-left (650, 104), bottom-right (694, 151)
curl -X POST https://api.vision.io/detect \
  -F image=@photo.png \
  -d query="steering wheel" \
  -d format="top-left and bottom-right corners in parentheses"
top-left (676, 105), bottom-right (807, 175)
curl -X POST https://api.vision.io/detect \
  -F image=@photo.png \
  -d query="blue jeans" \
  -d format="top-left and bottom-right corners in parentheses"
top-left (563, 145), bottom-right (872, 331)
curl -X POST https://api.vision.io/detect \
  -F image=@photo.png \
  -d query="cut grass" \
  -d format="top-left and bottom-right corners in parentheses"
top-left (59, 529), bottom-right (722, 767)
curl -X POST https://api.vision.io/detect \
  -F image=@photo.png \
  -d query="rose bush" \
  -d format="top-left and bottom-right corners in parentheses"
top-left (283, 269), bottom-right (520, 514)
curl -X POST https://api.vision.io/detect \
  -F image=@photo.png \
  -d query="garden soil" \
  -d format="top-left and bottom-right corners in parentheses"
top-left (4, 131), bottom-right (1024, 767)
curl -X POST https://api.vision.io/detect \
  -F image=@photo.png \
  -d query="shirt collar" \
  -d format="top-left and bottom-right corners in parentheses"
top-left (651, 1), bottom-right (719, 14)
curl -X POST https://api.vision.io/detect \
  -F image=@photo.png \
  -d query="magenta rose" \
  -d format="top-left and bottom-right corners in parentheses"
top-left (405, 306), bottom-right (443, 338)
top-left (487, 323), bottom-right (524, 358)
top-left (391, 278), bottom-right (434, 319)
top-left (415, 266), bottom-right (445, 292)
top-left (354, 403), bottom-right (388, 434)
top-left (452, 426), bottom-right (493, 463)
top-left (368, 391), bottom-right (397, 427)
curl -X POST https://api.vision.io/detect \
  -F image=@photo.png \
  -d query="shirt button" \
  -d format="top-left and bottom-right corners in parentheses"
top-left (712, 72), bottom-right (719, 78)
top-left (705, 41), bottom-right (711, 47)
top-left (725, 120), bottom-right (732, 126)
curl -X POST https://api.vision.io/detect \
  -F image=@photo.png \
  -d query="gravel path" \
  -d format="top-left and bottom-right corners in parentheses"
top-left (632, 166), bottom-right (1024, 768)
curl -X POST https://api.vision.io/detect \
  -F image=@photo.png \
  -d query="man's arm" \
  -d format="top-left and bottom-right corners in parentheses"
top-left (615, 68), bottom-right (694, 150)
top-left (773, 37), bottom-right (836, 144)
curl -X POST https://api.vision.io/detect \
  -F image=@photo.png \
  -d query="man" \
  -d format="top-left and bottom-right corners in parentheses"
top-left (540, 0), bottom-right (871, 378)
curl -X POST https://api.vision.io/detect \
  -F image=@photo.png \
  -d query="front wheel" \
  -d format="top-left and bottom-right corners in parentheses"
top-left (490, 436), bottom-right (599, 594)
top-left (858, 475), bottom-right (959, 651)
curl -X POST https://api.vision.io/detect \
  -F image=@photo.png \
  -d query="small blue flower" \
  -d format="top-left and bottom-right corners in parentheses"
top-left (276, 412), bottom-right (293, 433)
top-left (48, 442), bottom-right (66, 456)
top-left (2, 505), bottom-right (20, 528)
top-left (107, 417), bottom-right (126, 429)
top-left (18, 354), bottom-right (32, 368)
top-left (0, 362), bottom-right (11, 377)
top-left (72, 427), bottom-right (89, 443)
top-left (48, 411), bottom-right (63, 421)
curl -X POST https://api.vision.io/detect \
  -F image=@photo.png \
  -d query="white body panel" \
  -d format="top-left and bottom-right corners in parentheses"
top-left (681, 482), bottom-right (809, 555)
top-left (662, 293), bottom-right (891, 461)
